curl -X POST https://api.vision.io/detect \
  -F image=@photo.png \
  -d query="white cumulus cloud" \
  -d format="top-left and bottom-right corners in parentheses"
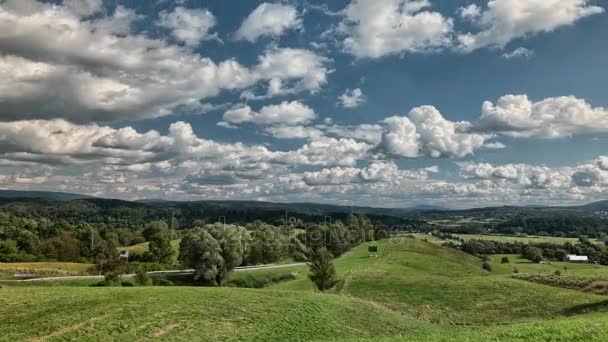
top-left (457, 0), bottom-right (604, 52)
top-left (235, 3), bottom-right (301, 42)
top-left (338, 88), bottom-right (366, 108)
top-left (338, 0), bottom-right (454, 58)
top-left (157, 6), bottom-right (218, 46)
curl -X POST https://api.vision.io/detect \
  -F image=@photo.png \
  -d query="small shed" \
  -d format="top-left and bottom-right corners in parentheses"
top-left (566, 254), bottom-right (588, 263)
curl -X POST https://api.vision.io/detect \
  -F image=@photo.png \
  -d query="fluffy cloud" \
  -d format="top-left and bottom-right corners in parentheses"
top-left (234, 3), bottom-right (301, 42)
top-left (381, 106), bottom-right (491, 158)
top-left (0, 1), bottom-right (329, 122)
top-left (476, 95), bottom-right (608, 138)
top-left (457, 0), bottom-right (604, 51)
top-left (302, 161), bottom-right (436, 186)
top-left (458, 4), bottom-right (481, 21)
top-left (338, 0), bottom-right (454, 58)
top-left (1, 119), bottom-right (605, 207)
top-left (322, 124), bottom-right (383, 144)
top-left (63, 0), bottom-right (103, 17)
top-left (338, 88), bottom-right (366, 108)
top-left (157, 6), bottom-right (218, 46)
top-left (222, 101), bottom-right (316, 127)
top-left (460, 157), bottom-right (608, 189)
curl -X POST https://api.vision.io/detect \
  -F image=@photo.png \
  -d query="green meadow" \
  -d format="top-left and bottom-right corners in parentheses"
top-left (2, 237), bottom-right (608, 341)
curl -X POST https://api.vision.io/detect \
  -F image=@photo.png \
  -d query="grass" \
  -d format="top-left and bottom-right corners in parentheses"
top-left (0, 262), bottom-right (94, 280)
top-left (0, 262), bottom-right (93, 273)
top-left (118, 239), bottom-right (181, 255)
top-left (3, 236), bottom-right (608, 340)
top-left (454, 234), bottom-right (590, 244)
top-left (0, 287), bottom-right (434, 341)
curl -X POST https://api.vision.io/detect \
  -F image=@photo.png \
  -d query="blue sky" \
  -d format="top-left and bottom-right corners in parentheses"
top-left (0, 0), bottom-right (607, 208)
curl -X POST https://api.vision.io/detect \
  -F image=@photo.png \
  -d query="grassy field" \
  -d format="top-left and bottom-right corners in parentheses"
top-left (119, 239), bottom-right (181, 255)
top-left (0, 262), bottom-right (94, 280)
top-left (3, 237), bottom-right (608, 341)
top-left (454, 234), bottom-right (591, 244)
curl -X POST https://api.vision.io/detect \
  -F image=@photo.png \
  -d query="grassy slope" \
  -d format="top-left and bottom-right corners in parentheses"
top-left (3, 237), bottom-right (608, 341)
top-left (273, 237), bottom-right (608, 324)
top-left (0, 287), bottom-right (436, 342)
top-left (119, 239), bottom-right (181, 255)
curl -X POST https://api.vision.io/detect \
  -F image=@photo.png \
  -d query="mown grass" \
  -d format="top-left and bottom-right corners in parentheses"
top-left (0, 286), bottom-right (436, 341)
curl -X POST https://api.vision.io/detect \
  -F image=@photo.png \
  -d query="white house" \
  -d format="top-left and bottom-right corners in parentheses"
top-left (566, 254), bottom-right (589, 263)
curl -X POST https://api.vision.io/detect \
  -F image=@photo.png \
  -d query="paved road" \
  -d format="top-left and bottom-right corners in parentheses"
top-left (1, 262), bottom-right (306, 282)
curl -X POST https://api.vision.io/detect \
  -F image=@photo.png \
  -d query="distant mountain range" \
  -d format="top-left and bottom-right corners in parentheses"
top-left (0, 189), bottom-right (605, 214)
top-left (0, 190), bottom-right (92, 201)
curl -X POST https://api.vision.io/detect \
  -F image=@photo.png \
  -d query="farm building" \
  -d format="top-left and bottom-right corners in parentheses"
top-left (565, 255), bottom-right (589, 263)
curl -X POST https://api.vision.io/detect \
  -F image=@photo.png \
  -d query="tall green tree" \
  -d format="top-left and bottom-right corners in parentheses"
top-left (144, 221), bottom-right (174, 264)
top-left (247, 224), bottom-right (286, 265)
top-left (179, 228), bottom-right (224, 285)
top-left (308, 247), bottom-right (338, 292)
top-left (206, 223), bottom-right (249, 285)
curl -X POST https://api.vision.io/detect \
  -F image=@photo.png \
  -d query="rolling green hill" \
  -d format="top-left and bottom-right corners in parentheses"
top-left (3, 237), bottom-right (608, 341)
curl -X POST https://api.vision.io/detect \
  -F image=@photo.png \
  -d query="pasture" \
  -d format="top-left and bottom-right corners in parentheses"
top-left (3, 237), bottom-right (608, 341)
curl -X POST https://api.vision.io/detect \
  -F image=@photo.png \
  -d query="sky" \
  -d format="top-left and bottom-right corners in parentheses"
top-left (0, 0), bottom-right (607, 208)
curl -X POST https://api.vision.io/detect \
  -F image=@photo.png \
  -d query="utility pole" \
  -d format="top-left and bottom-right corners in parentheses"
top-left (90, 225), bottom-right (94, 254)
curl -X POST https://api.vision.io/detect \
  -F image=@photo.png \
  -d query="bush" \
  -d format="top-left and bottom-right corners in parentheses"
top-left (229, 273), bottom-right (296, 288)
top-left (501, 256), bottom-right (510, 264)
top-left (482, 261), bottom-right (492, 272)
top-left (0, 253), bottom-right (38, 262)
top-left (513, 267), bottom-right (519, 274)
top-left (121, 281), bottom-right (134, 287)
top-left (134, 270), bottom-right (152, 286)
top-left (554, 270), bottom-right (562, 276)
top-left (523, 246), bottom-right (544, 263)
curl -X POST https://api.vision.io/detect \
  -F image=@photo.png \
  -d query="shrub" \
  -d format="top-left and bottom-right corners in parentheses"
top-left (523, 246), bottom-right (544, 263)
top-left (229, 273), bottom-right (296, 288)
top-left (134, 269), bottom-right (152, 286)
top-left (554, 270), bottom-right (561, 276)
top-left (482, 261), bottom-right (492, 272)
top-left (501, 256), bottom-right (510, 264)
top-left (513, 267), bottom-right (519, 274)
top-left (121, 281), bottom-right (134, 287)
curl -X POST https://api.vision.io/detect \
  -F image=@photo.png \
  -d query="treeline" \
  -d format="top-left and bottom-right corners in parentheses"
top-left (446, 237), bottom-right (608, 265)
top-left (0, 208), bottom-right (378, 268)
top-left (178, 213), bottom-right (377, 285)
top-left (0, 211), bottom-right (144, 262)
top-left (0, 198), bottom-right (421, 228)
top-left (493, 215), bottom-right (608, 237)
top-left (431, 214), bottom-right (608, 238)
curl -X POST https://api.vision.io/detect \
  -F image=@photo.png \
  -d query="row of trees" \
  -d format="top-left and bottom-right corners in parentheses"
top-left (450, 237), bottom-right (608, 264)
top-left (177, 214), bottom-right (376, 287)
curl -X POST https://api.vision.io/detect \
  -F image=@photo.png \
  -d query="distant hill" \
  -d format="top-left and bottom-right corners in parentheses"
top-left (0, 190), bottom-right (92, 201)
top-left (577, 200), bottom-right (608, 211)
top-left (0, 189), bottom-right (605, 224)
